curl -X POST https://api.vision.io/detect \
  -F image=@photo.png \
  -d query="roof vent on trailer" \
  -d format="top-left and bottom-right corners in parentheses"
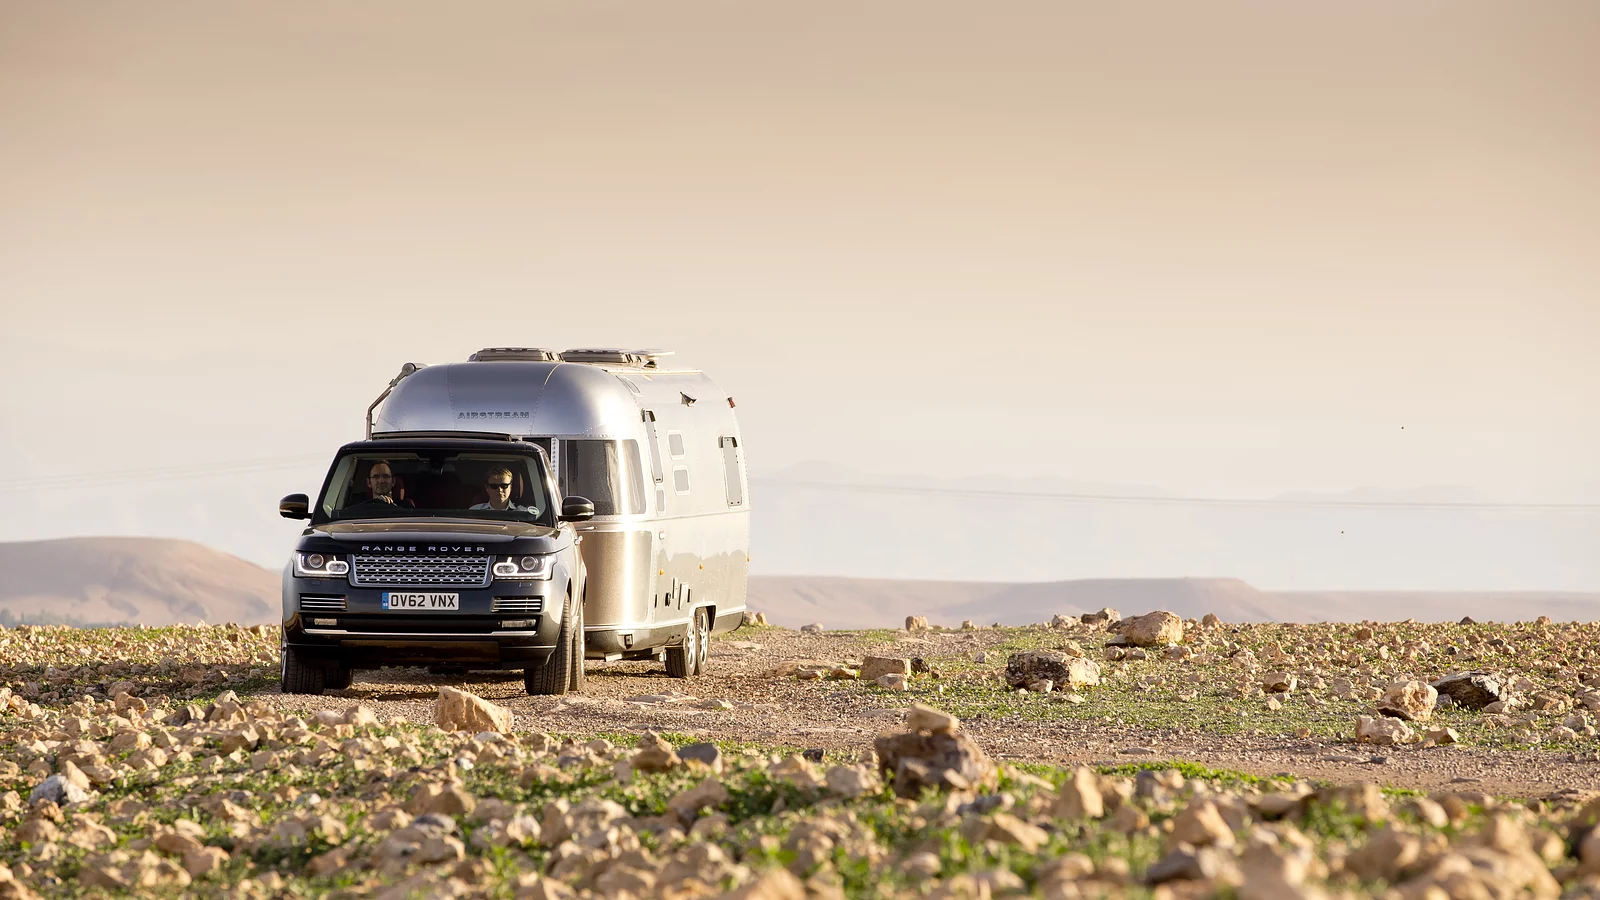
top-left (468, 347), bottom-right (560, 362)
top-left (560, 348), bottom-right (648, 366)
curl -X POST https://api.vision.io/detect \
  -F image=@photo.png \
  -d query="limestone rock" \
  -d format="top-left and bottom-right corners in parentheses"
top-left (1121, 610), bottom-right (1184, 647)
top-left (1378, 679), bottom-right (1438, 722)
top-left (1004, 650), bottom-right (1101, 690)
top-left (1356, 715), bottom-right (1415, 745)
top-left (874, 718), bottom-right (996, 798)
top-left (824, 764), bottom-right (882, 799)
top-left (1080, 608), bottom-right (1121, 626)
top-left (1054, 767), bottom-right (1104, 819)
top-left (1431, 672), bottom-right (1504, 711)
top-left (1261, 672), bottom-right (1297, 694)
top-left (905, 616), bottom-right (929, 632)
top-left (905, 703), bottom-right (959, 734)
top-left (799, 623), bottom-right (824, 633)
top-left (1168, 799), bottom-right (1236, 849)
top-left (28, 774), bottom-right (90, 807)
top-left (861, 657), bottom-right (912, 681)
top-left (434, 687), bottom-right (512, 734)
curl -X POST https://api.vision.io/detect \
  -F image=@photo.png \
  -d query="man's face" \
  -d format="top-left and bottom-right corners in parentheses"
top-left (484, 473), bottom-right (513, 510)
top-left (367, 464), bottom-right (395, 498)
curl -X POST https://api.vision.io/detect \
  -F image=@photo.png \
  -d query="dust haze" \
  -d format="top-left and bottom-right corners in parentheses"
top-left (2, 1), bottom-right (1597, 596)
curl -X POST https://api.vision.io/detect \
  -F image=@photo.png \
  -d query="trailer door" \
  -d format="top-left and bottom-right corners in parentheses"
top-left (641, 409), bottom-right (667, 514)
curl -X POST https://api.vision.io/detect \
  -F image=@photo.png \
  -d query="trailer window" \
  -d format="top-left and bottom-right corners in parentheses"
top-left (667, 431), bottom-right (686, 458)
top-left (559, 439), bottom-right (646, 516)
top-left (719, 436), bottom-right (744, 506)
top-left (673, 466), bottom-right (691, 494)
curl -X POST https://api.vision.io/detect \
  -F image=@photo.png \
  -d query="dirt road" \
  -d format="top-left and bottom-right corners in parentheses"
top-left (251, 624), bottom-right (1600, 800)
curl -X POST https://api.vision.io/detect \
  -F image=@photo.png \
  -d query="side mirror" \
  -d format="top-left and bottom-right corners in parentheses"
top-left (279, 493), bottom-right (311, 520)
top-left (559, 496), bottom-right (595, 522)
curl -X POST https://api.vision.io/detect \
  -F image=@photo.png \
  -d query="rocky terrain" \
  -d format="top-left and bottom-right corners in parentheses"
top-left (2, 611), bottom-right (1599, 898)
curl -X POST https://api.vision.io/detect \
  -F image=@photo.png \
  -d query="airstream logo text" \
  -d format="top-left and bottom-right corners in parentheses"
top-left (458, 411), bottom-right (530, 420)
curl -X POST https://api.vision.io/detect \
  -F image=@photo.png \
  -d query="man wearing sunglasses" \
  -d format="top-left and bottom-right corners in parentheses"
top-left (470, 465), bottom-right (534, 513)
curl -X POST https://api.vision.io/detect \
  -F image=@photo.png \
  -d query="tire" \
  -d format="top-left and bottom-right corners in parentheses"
top-left (281, 647), bottom-right (327, 696)
top-left (568, 595), bottom-right (586, 692)
top-left (693, 608), bottom-right (709, 675)
top-left (327, 664), bottom-right (353, 691)
top-left (525, 594), bottom-right (575, 696)
top-left (666, 608), bottom-right (708, 678)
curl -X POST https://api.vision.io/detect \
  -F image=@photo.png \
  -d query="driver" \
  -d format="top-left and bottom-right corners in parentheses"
top-left (471, 465), bottom-right (534, 512)
top-left (352, 461), bottom-right (415, 509)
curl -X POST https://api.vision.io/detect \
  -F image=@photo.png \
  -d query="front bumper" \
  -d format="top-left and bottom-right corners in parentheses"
top-left (283, 576), bottom-right (563, 669)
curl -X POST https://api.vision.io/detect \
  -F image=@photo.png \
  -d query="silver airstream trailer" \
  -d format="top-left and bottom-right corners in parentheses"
top-left (367, 347), bottom-right (750, 680)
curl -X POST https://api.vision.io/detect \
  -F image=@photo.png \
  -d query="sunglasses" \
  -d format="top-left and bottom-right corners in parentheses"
top-left (486, 481), bottom-right (512, 489)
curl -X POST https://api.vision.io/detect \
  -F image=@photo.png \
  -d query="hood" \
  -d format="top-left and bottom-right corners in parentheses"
top-left (315, 520), bottom-right (561, 543)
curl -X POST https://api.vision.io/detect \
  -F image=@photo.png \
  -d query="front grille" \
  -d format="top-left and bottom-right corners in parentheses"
top-left (492, 597), bottom-right (544, 614)
top-left (350, 554), bottom-right (492, 588)
top-left (300, 595), bottom-right (347, 612)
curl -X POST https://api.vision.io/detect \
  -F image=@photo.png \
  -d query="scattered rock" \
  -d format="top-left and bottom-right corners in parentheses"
top-left (1355, 715), bottom-right (1415, 746)
top-left (799, 623), bottom-right (824, 634)
top-left (1430, 672), bottom-right (1504, 710)
top-left (874, 706), bottom-right (996, 797)
top-left (1004, 650), bottom-right (1101, 690)
top-left (860, 657), bottom-right (911, 681)
top-left (1261, 671), bottom-right (1297, 694)
top-left (434, 687), bottom-right (512, 734)
top-left (1080, 608), bottom-right (1121, 626)
top-left (1120, 610), bottom-right (1184, 647)
top-left (1378, 679), bottom-right (1438, 721)
top-left (28, 774), bottom-right (90, 807)
top-left (905, 616), bottom-right (930, 632)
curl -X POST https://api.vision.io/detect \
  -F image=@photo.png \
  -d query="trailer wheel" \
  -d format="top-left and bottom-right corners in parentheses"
top-left (666, 608), bottom-right (708, 678)
top-left (281, 647), bottom-right (327, 696)
top-left (526, 594), bottom-right (576, 696)
top-left (568, 593), bottom-right (586, 692)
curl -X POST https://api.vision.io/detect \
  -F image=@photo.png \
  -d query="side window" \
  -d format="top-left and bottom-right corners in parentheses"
top-left (667, 431), bottom-right (686, 458)
top-left (619, 440), bottom-right (646, 515)
top-left (719, 436), bottom-right (744, 506)
top-left (560, 440), bottom-right (646, 516)
top-left (672, 467), bottom-right (691, 494)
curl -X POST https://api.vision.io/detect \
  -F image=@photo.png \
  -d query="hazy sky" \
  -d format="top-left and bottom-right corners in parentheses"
top-left (2, 1), bottom-right (1597, 575)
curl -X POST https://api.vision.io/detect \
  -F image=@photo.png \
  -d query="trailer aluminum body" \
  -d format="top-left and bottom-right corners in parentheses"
top-left (367, 348), bottom-right (750, 673)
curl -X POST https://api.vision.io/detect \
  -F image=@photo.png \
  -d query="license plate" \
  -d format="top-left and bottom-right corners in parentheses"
top-left (382, 592), bottom-right (460, 611)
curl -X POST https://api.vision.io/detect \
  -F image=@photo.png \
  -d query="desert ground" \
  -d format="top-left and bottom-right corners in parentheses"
top-left (2, 611), bottom-right (1599, 898)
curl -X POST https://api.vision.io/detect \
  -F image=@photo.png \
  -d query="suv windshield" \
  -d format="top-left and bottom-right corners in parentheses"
top-left (316, 449), bottom-right (553, 525)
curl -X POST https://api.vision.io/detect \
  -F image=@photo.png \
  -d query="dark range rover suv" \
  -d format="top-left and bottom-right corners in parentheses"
top-left (276, 437), bottom-right (593, 696)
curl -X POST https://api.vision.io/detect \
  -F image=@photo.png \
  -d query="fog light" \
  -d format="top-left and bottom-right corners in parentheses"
top-left (500, 619), bottom-right (534, 628)
top-left (311, 617), bottom-right (338, 627)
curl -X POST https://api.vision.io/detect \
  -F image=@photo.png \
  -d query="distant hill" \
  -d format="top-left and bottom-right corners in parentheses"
top-left (747, 575), bottom-right (1600, 628)
top-left (0, 537), bottom-right (278, 626)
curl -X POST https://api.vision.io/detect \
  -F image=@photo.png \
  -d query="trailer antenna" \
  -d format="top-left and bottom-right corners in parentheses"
top-left (365, 362), bottom-right (425, 439)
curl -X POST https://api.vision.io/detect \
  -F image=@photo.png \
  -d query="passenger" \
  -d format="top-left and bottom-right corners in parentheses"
top-left (352, 461), bottom-right (415, 509)
top-left (471, 465), bottom-right (534, 512)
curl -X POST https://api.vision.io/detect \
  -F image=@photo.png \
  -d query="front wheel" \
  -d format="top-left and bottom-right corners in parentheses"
top-left (666, 607), bottom-right (709, 678)
top-left (525, 594), bottom-right (576, 696)
top-left (281, 647), bottom-right (327, 696)
top-left (568, 596), bottom-right (586, 692)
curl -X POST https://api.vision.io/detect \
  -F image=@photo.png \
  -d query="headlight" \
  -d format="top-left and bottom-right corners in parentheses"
top-left (493, 554), bottom-right (554, 580)
top-left (294, 553), bottom-right (350, 578)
